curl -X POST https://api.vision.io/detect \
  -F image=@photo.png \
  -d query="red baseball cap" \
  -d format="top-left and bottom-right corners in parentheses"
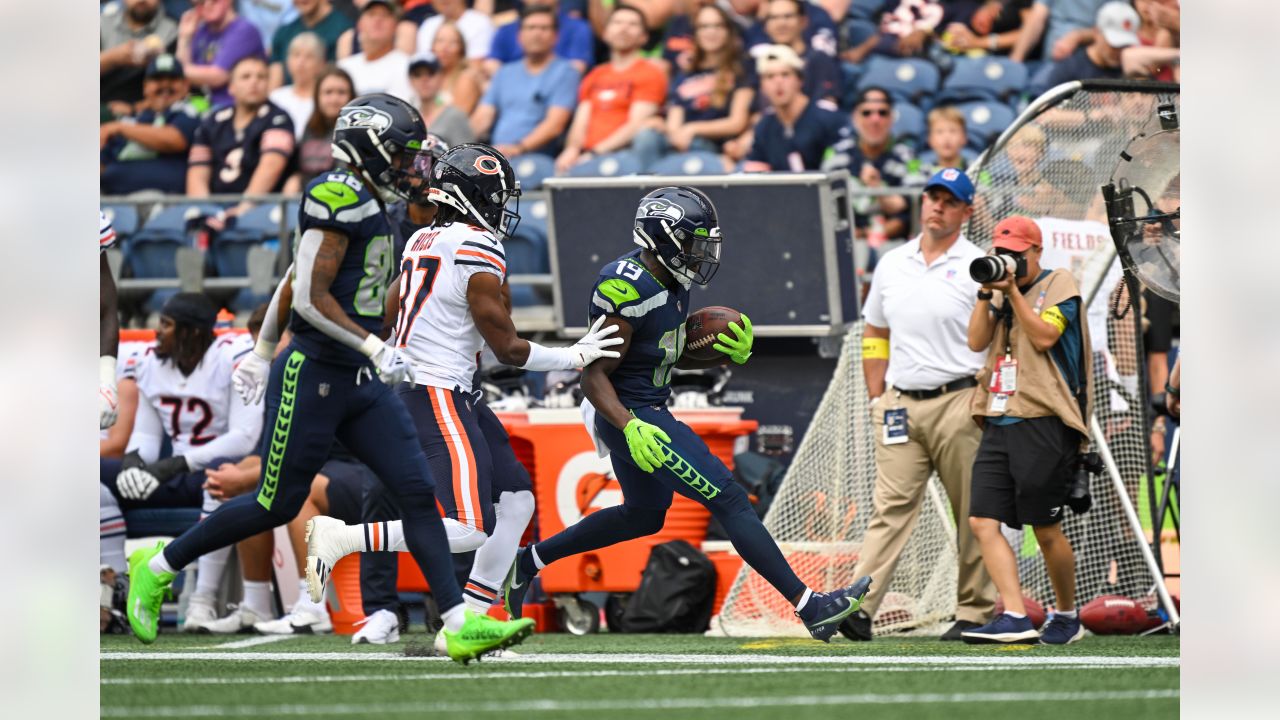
top-left (992, 215), bottom-right (1043, 252)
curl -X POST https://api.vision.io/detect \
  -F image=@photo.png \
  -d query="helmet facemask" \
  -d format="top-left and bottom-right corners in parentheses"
top-left (429, 155), bottom-right (522, 240)
top-left (634, 214), bottom-right (722, 288)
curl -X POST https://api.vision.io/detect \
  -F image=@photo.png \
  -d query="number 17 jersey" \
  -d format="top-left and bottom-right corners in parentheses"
top-left (393, 221), bottom-right (508, 392)
top-left (588, 250), bottom-right (690, 409)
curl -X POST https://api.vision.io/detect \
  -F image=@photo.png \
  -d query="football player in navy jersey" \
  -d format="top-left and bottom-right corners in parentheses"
top-left (126, 94), bottom-right (534, 662)
top-left (501, 186), bottom-right (873, 641)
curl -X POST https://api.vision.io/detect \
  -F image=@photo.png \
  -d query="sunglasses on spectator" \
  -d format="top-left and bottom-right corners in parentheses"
top-left (859, 109), bottom-right (891, 118)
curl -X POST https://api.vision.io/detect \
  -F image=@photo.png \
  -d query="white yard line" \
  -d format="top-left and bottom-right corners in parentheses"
top-left (99, 689), bottom-right (1180, 717)
top-left (100, 651), bottom-right (1180, 668)
top-left (195, 635), bottom-right (300, 650)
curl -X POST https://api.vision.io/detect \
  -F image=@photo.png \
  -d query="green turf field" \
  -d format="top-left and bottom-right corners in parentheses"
top-left (100, 631), bottom-right (1179, 719)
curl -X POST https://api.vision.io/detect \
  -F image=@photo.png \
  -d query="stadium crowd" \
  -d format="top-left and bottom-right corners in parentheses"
top-left (101, 0), bottom-right (1181, 243)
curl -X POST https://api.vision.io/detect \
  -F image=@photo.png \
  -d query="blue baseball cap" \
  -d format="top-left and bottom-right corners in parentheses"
top-left (923, 168), bottom-right (975, 205)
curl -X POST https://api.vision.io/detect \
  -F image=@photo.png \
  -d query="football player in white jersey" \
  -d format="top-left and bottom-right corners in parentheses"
top-left (101, 210), bottom-right (120, 429)
top-left (98, 293), bottom-right (265, 632)
top-left (305, 144), bottom-right (621, 617)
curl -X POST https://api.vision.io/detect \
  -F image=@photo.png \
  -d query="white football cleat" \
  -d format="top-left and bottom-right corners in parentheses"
top-left (254, 605), bottom-right (334, 635)
top-left (351, 609), bottom-right (400, 645)
top-left (305, 516), bottom-right (357, 604)
top-left (181, 594), bottom-right (219, 633)
top-left (202, 606), bottom-right (269, 634)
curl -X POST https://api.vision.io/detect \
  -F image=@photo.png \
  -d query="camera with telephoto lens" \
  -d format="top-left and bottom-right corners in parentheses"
top-left (969, 251), bottom-right (1028, 284)
top-left (1067, 452), bottom-right (1105, 514)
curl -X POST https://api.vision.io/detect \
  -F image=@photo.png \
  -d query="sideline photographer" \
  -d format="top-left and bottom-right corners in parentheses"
top-left (961, 216), bottom-right (1094, 646)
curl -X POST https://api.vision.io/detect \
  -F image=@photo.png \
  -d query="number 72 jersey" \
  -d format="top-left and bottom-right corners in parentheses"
top-left (587, 249), bottom-right (690, 409)
top-left (289, 170), bottom-right (396, 365)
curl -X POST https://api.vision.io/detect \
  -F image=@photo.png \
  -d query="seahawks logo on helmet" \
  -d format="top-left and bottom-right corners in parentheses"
top-left (639, 199), bottom-right (685, 224)
top-left (336, 106), bottom-right (393, 134)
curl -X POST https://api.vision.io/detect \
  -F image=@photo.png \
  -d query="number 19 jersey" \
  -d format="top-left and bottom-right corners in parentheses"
top-left (587, 250), bottom-right (690, 409)
top-left (393, 221), bottom-right (507, 392)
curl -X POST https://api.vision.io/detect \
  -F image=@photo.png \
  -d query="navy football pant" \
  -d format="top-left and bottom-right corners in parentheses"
top-left (161, 347), bottom-right (463, 613)
top-left (532, 405), bottom-right (805, 601)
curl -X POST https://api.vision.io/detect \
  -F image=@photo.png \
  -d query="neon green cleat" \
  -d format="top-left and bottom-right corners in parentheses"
top-left (126, 541), bottom-right (175, 644)
top-left (441, 610), bottom-right (535, 664)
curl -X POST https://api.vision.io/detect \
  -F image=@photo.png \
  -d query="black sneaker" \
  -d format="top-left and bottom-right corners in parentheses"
top-left (838, 609), bottom-right (873, 641)
top-left (940, 619), bottom-right (981, 641)
top-left (961, 613), bottom-right (1039, 644)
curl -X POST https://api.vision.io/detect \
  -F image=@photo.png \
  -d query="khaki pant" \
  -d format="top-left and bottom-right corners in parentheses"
top-left (856, 385), bottom-right (995, 624)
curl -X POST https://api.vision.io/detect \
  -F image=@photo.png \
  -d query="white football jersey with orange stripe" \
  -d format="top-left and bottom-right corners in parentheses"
top-left (393, 221), bottom-right (507, 392)
top-left (100, 210), bottom-right (117, 252)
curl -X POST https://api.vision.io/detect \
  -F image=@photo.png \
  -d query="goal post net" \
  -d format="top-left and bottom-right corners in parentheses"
top-left (711, 80), bottom-right (1180, 637)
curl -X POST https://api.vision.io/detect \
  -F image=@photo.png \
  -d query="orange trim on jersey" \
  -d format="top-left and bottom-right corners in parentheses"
top-left (118, 328), bottom-right (248, 342)
top-left (429, 387), bottom-right (481, 531)
top-left (456, 249), bottom-right (506, 275)
top-left (444, 390), bottom-right (482, 531)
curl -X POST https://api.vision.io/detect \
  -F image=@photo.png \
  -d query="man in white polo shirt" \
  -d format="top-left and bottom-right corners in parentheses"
top-left (841, 168), bottom-right (997, 642)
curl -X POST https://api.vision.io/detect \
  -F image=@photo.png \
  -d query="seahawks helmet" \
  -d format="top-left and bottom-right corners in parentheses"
top-left (632, 186), bottom-right (722, 287)
top-left (428, 143), bottom-right (521, 239)
top-left (331, 94), bottom-right (432, 204)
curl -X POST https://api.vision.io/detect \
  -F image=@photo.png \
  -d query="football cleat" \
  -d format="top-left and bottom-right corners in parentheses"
top-left (255, 606), bottom-right (334, 635)
top-left (798, 576), bottom-right (873, 642)
top-left (305, 516), bottom-right (358, 604)
top-left (501, 547), bottom-right (534, 619)
top-left (181, 594), bottom-right (219, 633)
top-left (351, 609), bottom-right (400, 645)
top-left (125, 541), bottom-right (174, 644)
top-left (441, 610), bottom-right (535, 664)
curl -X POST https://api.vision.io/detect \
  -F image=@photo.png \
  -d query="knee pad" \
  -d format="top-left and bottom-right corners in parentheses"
top-left (496, 490), bottom-right (536, 527)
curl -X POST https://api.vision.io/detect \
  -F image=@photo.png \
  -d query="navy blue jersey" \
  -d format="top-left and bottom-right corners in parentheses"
top-left (288, 169), bottom-right (395, 365)
top-left (189, 102), bottom-right (295, 195)
top-left (587, 250), bottom-right (690, 409)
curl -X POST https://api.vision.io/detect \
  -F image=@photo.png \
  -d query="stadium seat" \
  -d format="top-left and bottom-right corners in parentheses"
top-left (649, 152), bottom-right (727, 176)
top-left (211, 204), bottom-right (282, 277)
top-left (129, 202), bottom-right (222, 251)
top-left (891, 103), bottom-right (926, 149)
top-left (567, 151), bottom-right (643, 178)
top-left (513, 153), bottom-right (557, 190)
top-left (951, 101), bottom-right (1018, 154)
top-left (935, 57), bottom-right (1029, 105)
top-left (102, 204), bottom-right (140, 244)
top-left (857, 57), bottom-right (940, 108)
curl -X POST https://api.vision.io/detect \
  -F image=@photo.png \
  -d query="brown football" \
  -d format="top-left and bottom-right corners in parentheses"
top-left (684, 306), bottom-right (742, 362)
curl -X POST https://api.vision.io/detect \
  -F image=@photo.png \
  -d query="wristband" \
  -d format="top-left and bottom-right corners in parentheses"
top-left (359, 333), bottom-right (385, 359)
top-left (521, 341), bottom-right (576, 371)
top-left (100, 355), bottom-right (117, 388)
top-left (862, 337), bottom-right (890, 360)
top-left (977, 290), bottom-right (994, 301)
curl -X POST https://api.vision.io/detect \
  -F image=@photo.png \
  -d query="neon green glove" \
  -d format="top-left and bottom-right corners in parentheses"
top-left (623, 416), bottom-right (671, 473)
top-left (713, 313), bottom-right (754, 365)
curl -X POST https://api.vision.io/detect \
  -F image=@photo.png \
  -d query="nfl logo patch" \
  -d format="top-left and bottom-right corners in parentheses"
top-left (319, 383), bottom-right (330, 398)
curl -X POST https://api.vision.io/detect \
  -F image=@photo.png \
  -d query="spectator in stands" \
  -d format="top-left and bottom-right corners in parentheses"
top-left (587, 0), bottom-right (680, 42)
top-left (1034, 2), bottom-right (1139, 96)
top-left (335, 0), bottom-right (422, 59)
top-left (556, 5), bottom-right (667, 174)
top-left (939, 0), bottom-right (1035, 56)
top-left (1011, 0), bottom-right (1109, 74)
top-left (743, 45), bottom-right (847, 173)
top-left (755, 0), bottom-right (840, 108)
top-left (408, 57), bottom-right (478, 146)
top-left (101, 0), bottom-right (179, 105)
top-left (187, 56), bottom-right (295, 221)
top-left (484, 0), bottom-right (594, 77)
top-left (269, 32), bottom-right (326, 138)
top-left (430, 22), bottom-right (486, 116)
top-left (338, 0), bottom-right (415, 103)
top-left (285, 67), bottom-right (356, 192)
top-left (658, 0), bottom-right (714, 73)
top-left (632, 4), bottom-right (754, 171)
top-left (922, 105), bottom-right (973, 174)
top-left (743, 0), bottom-right (838, 58)
top-left (240, 0), bottom-right (300, 51)
top-left (1123, 0), bottom-right (1178, 82)
top-left (471, 6), bottom-right (580, 158)
top-left (835, 0), bottom-right (956, 60)
top-left (101, 54), bottom-right (201, 196)
top-left (177, 0), bottom-right (266, 109)
top-left (269, 0), bottom-right (354, 88)
top-left (417, 0), bottom-right (496, 62)
top-left (824, 87), bottom-right (916, 239)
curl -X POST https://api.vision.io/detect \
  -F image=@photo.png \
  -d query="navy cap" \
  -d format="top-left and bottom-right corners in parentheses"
top-left (146, 53), bottom-right (184, 79)
top-left (408, 55), bottom-right (440, 74)
top-left (923, 167), bottom-right (975, 205)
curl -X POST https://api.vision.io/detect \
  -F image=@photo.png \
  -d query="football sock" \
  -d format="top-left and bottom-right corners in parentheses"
top-left (469, 490), bottom-right (536, 601)
top-left (194, 545), bottom-right (232, 598)
top-left (149, 550), bottom-right (176, 576)
top-left (1004, 611), bottom-right (1027, 619)
top-left (462, 578), bottom-right (500, 614)
top-left (1056, 609), bottom-right (1078, 618)
top-left (794, 588), bottom-right (814, 612)
top-left (441, 603), bottom-right (466, 633)
top-left (99, 484), bottom-right (127, 574)
top-left (351, 520), bottom-right (407, 553)
top-left (241, 580), bottom-right (273, 618)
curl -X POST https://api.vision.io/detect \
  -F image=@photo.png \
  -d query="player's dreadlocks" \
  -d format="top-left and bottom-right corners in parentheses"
top-left (158, 292), bottom-right (217, 376)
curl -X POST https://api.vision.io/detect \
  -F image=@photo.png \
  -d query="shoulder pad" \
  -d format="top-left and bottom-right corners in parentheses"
top-left (592, 275), bottom-right (668, 318)
top-left (303, 173), bottom-right (378, 225)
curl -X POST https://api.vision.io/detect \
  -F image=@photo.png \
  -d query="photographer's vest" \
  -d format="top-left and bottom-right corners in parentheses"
top-left (971, 268), bottom-right (1094, 446)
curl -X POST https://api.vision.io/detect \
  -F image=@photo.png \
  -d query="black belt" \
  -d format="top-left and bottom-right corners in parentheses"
top-left (897, 377), bottom-right (979, 401)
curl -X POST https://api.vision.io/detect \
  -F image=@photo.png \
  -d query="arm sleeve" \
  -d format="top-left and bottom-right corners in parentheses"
top-left (185, 380), bottom-right (265, 470)
top-left (293, 228), bottom-right (376, 353)
top-left (125, 392), bottom-right (165, 464)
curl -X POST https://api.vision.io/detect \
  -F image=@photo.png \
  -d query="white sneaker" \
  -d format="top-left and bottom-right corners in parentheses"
top-left (202, 606), bottom-right (269, 634)
top-left (305, 516), bottom-right (357, 604)
top-left (254, 605), bottom-right (334, 635)
top-left (351, 609), bottom-right (400, 645)
top-left (182, 595), bottom-right (219, 633)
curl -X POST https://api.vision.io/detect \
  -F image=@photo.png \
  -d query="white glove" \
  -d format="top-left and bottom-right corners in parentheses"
top-left (566, 316), bottom-right (624, 368)
top-left (232, 348), bottom-right (272, 406)
top-left (370, 341), bottom-right (413, 387)
top-left (117, 467), bottom-right (160, 501)
top-left (99, 383), bottom-right (118, 429)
